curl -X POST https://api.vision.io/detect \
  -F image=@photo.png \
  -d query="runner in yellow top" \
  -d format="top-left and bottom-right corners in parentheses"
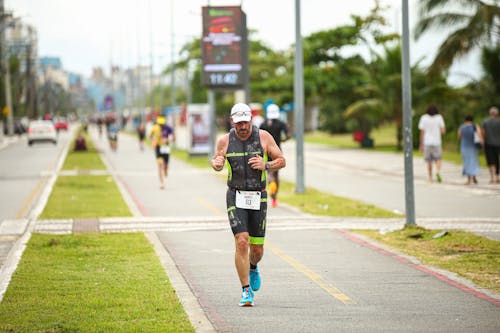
top-left (149, 116), bottom-right (175, 189)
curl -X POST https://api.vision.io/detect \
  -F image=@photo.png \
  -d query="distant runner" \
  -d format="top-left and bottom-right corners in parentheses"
top-left (260, 103), bottom-right (291, 207)
top-left (149, 116), bottom-right (175, 189)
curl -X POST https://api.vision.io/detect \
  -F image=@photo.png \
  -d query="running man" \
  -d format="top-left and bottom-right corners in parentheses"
top-left (137, 122), bottom-right (146, 151)
top-left (211, 103), bottom-right (286, 307)
top-left (149, 116), bottom-right (175, 189)
top-left (106, 118), bottom-right (120, 152)
top-left (260, 103), bottom-right (291, 207)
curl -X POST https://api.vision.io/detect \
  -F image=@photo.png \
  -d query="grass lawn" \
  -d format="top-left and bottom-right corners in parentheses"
top-left (355, 227), bottom-right (500, 294)
top-left (171, 149), bottom-right (211, 169)
top-left (278, 181), bottom-right (400, 218)
top-left (0, 233), bottom-right (194, 332)
top-left (63, 129), bottom-right (106, 171)
top-left (39, 175), bottom-right (132, 219)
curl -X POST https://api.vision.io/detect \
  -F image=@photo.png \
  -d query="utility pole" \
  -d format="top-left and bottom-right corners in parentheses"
top-left (401, 0), bottom-right (416, 225)
top-left (294, 0), bottom-right (305, 193)
top-left (170, 0), bottom-right (175, 111)
top-left (149, 0), bottom-right (154, 113)
top-left (0, 0), bottom-right (14, 135)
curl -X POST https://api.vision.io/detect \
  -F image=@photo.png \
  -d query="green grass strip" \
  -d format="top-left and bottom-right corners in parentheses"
top-left (355, 227), bottom-right (500, 293)
top-left (39, 175), bottom-right (132, 219)
top-left (63, 129), bottom-right (106, 171)
top-left (0, 233), bottom-right (194, 332)
top-left (278, 181), bottom-right (400, 218)
top-left (170, 149), bottom-right (211, 169)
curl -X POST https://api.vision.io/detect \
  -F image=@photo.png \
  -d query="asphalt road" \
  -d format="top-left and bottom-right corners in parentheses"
top-left (0, 129), bottom-right (72, 221)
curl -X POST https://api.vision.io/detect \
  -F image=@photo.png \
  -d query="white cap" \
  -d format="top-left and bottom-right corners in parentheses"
top-left (230, 103), bottom-right (252, 123)
top-left (266, 104), bottom-right (280, 119)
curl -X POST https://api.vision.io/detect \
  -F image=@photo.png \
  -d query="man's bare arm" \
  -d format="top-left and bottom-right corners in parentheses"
top-left (262, 131), bottom-right (286, 171)
top-left (211, 134), bottom-right (229, 171)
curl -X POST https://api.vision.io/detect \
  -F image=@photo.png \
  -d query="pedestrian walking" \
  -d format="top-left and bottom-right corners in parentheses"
top-left (458, 115), bottom-right (481, 185)
top-left (259, 103), bottom-right (291, 207)
top-left (210, 103), bottom-right (286, 307)
top-left (149, 116), bottom-right (175, 189)
top-left (418, 105), bottom-right (446, 183)
top-left (96, 116), bottom-right (103, 138)
top-left (481, 106), bottom-right (500, 184)
top-left (137, 122), bottom-right (146, 151)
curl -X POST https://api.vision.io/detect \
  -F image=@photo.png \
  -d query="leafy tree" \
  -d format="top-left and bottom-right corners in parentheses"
top-left (343, 45), bottom-right (402, 142)
top-left (414, 0), bottom-right (500, 75)
top-left (248, 40), bottom-right (293, 107)
top-left (301, 0), bottom-right (401, 134)
top-left (479, 44), bottom-right (500, 107)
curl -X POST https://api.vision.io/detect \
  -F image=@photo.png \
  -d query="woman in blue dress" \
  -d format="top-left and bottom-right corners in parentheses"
top-left (458, 115), bottom-right (482, 185)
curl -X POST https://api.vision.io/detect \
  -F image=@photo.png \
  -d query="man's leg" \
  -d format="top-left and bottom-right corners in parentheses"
top-left (488, 165), bottom-right (495, 183)
top-left (164, 162), bottom-right (169, 178)
top-left (157, 159), bottom-right (165, 188)
top-left (495, 148), bottom-right (500, 182)
top-left (235, 233), bottom-right (255, 307)
top-left (427, 162), bottom-right (433, 182)
top-left (249, 244), bottom-right (263, 291)
top-left (234, 232), bottom-right (250, 287)
top-left (268, 170), bottom-right (278, 207)
top-left (275, 171), bottom-right (280, 200)
top-left (435, 159), bottom-right (442, 183)
top-left (249, 244), bottom-right (263, 267)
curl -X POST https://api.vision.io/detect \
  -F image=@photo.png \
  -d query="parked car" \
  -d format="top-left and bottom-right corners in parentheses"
top-left (3, 119), bottom-right (26, 135)
top-left (27, 120), bottom-right (57, 146)
top-left (53, 117), bottom-right (69, 131)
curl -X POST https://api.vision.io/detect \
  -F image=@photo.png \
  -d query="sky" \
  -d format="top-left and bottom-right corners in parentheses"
top-left (6, 0), bottom-right (481, 85)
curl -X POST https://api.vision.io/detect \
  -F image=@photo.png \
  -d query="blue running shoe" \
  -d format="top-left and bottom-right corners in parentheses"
top-left (239, 287), bottom-right (254, 307)
top-left (249, 267), bottom-right (261, 291)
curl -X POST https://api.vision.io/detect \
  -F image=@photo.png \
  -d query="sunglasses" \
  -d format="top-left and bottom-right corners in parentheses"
top-left (232, 111), bottom-right (251, 117)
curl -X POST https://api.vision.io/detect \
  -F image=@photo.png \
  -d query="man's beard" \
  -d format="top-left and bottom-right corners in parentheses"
top-left (236, 128), bottom-right (249, 136)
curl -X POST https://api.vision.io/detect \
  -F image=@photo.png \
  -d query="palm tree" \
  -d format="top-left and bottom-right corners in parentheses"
top-left (344, 44), bottom-right (404, 148)
top-left (480, 44), bottom-right (500, 106)
top-left (414, 0), bottom-right (500, 75)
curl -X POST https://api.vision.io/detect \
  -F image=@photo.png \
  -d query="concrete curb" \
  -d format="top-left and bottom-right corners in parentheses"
top-left (145, 232), bottom-right (216, 333)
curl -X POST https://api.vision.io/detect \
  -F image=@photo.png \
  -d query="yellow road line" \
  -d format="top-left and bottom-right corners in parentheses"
top-left (268, 243), bottom-right (354, 304)
top-left (17, 176), bottom-right (46, 219)
top-left (194, 196), bottom-right (226, 217)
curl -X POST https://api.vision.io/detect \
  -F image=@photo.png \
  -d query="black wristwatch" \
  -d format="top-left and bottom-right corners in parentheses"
top-left (265, 162), bottom-right (271, 170)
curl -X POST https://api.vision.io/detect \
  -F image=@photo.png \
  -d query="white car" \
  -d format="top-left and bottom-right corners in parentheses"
top-left (27, 120), bottom-right (57, 146)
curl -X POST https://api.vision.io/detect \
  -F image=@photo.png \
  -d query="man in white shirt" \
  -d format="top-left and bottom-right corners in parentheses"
top-left (418, 105), bottom-right (446, 183)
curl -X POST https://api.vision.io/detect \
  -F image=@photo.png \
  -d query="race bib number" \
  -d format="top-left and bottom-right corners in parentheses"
top-left (159, 145), bottom-right (171, 154)
top-left (235, 191), bottom-right (261, 210)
